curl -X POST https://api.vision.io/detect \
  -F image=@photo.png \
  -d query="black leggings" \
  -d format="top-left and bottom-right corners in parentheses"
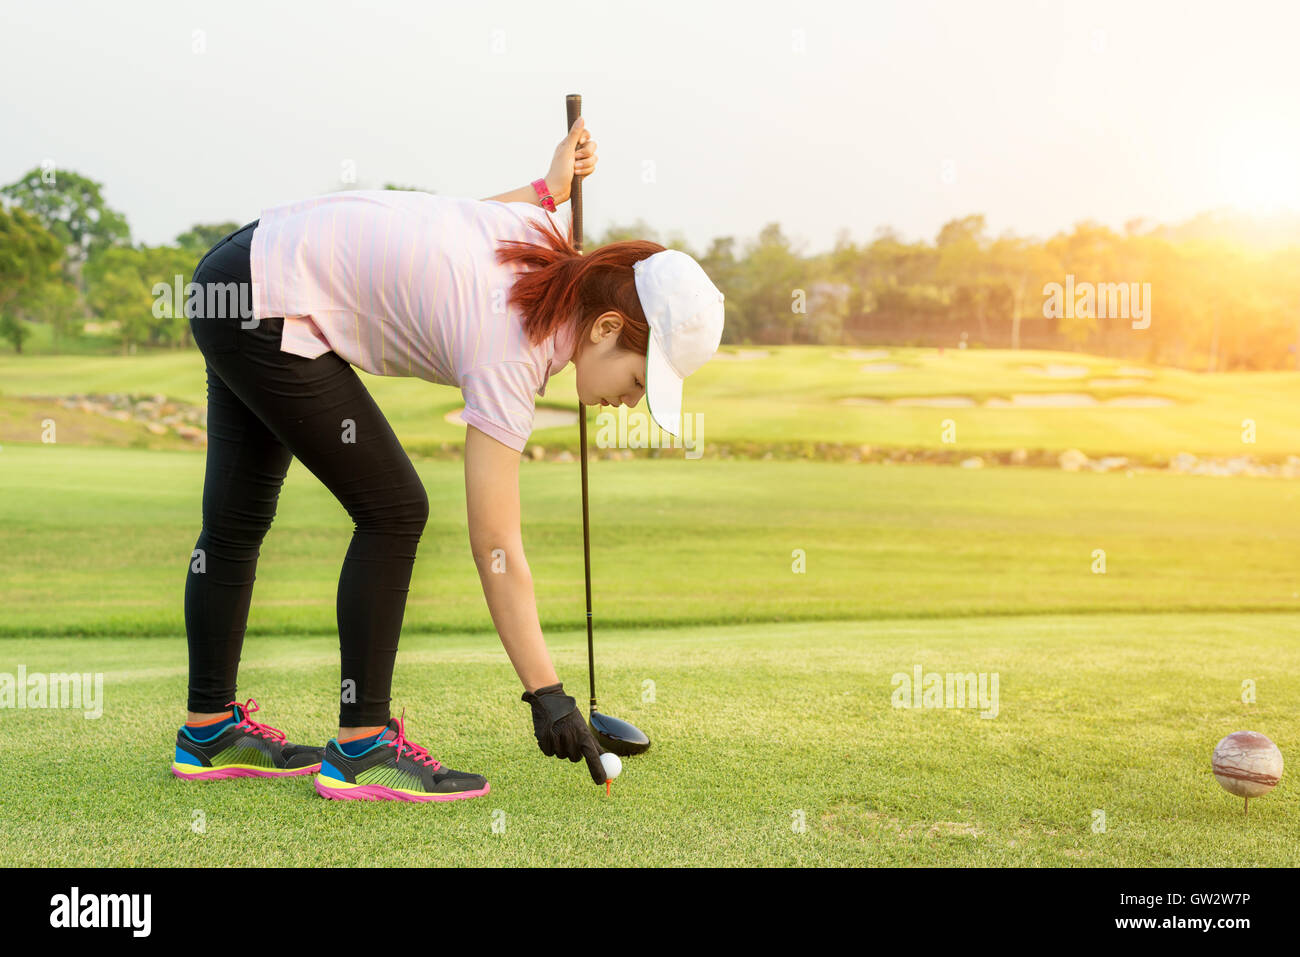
top-left (186, 222), bottom-right (427, 726)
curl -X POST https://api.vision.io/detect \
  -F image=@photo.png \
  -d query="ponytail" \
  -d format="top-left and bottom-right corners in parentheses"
top-left (495, 214), bottom-right (665, 358)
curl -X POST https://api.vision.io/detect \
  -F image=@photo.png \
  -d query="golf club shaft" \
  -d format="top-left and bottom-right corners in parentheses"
top-left (567, 93), bottom-right (597, 711)
top-left (566, 94), bottom-right (583, 255)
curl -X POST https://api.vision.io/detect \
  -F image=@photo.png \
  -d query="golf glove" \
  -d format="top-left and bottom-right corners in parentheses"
top-left (521, 682), bottom-right (606, 785)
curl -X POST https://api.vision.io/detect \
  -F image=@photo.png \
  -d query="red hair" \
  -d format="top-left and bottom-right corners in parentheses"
top-left (494, 214), bottom-right (665, 359)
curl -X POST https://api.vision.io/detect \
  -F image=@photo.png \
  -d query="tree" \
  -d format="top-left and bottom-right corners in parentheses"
top-left (84, 244), bottom-right (196, 352)
top-left (175, 222), bottom-right (242, 253)
top-left (1, 167), bottom-right (130, 262)
top-left (1044, 221), bottom-right (1123, 346)
top-left (697, 237), bottom-right (745, 343)
top-left (382, 183), bottom-right (436, 193)
top-left (987, 234), bottom-right (1055, 349)
top-left (17, 281), bottom-right (83, 350)
top-left (935, 215), bottom-right (992, 342)
top-left (0, 206), bottom-right (64, 353)
top-left (593, 219), bottom-right (661, 246)
top-left (739, 223), bottom-right (804, 344)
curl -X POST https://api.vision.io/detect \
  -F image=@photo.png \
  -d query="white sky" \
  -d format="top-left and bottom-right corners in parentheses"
top-left (3, 0), bottom-right (1298, 254)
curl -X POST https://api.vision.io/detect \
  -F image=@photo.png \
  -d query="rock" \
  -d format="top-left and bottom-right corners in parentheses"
top-left (1170, 452), bottom-right (1197, 473)
top-left (1010, 448), bottom-right (1028, 465)
top-left (1093, 456), bottom-right (1129, 472)
top-left (1058, 448), bottom-right (1089, 472)
top-left (553, 450), bottom-right (574, 463)
top-left (528, 445), bottom-right (545, 461)
top-left (960, 456), bottom-right (984, 469)
top-left (175, 425), bottom-right (205, 442)
top-left (146, 423), bottom-right (168, 435)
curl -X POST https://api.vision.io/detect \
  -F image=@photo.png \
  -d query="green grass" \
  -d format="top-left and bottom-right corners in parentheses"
top-left (3, 345), bottom-right (1299, 457)
top-left (2, 349), bottom-right (1298, 866)
top-left (3, 614), bottom-right (1297, 866)
top-left (1, 445), bottom-right (1297, 638)
top-left (1, 443), bottom-right (1298, 865)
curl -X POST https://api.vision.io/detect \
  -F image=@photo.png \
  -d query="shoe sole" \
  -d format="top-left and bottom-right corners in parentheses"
top-left (314, 775), bottom-right (491, 802)
top-left (172, 762), bottom-right (321, 780)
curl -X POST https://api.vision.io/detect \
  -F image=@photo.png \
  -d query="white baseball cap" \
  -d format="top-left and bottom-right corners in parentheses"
top-left (632, 250), bottom-right (725, 437)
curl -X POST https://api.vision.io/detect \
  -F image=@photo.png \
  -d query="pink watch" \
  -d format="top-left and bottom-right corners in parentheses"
top-left (531, 178), bottom-right (557, 212)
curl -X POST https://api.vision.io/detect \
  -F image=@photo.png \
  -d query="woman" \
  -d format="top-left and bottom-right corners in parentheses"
top-left (171, 117), bottom-right (726, 801)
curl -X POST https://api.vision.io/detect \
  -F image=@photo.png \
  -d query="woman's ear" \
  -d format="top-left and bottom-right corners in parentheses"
top-left (592, 311), bottom-right (624, 341)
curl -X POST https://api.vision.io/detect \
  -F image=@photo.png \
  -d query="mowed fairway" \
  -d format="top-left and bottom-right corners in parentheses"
top-left (4, 614), bottom-right (1299, 867)
top-left (1, 441), bottom-right (1298, 865)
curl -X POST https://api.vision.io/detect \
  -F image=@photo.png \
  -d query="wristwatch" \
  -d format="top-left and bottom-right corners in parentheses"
top-left (531, 178), bottom-right (557, 212)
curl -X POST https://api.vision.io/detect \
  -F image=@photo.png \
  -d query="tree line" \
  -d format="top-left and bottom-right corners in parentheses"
top-left (2, 167), bottom-right (1297, 370)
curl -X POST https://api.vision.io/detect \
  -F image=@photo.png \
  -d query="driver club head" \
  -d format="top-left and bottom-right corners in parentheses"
top-left (590, 710), bottom-right (651, 757)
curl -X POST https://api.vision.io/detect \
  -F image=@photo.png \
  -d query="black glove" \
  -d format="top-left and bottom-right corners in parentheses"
top-left (521, 682), bottom-right (606, 785)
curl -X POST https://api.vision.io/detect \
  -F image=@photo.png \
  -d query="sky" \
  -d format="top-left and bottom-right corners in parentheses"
top-left (2, 0), bottom-right (1299, 255)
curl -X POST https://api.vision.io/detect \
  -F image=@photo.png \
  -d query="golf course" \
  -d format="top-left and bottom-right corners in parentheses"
top-left (2, 346), bottom-right (1297, 866)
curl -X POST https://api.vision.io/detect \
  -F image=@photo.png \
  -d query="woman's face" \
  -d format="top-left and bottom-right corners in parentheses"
top-left (573, 311), bottom-right (647, 409)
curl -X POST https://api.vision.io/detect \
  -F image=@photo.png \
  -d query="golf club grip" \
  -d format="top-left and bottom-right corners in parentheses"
top-left (565, 93), bottom-right (583, 253)
top-left (568, 93), bottom-right (596, 707)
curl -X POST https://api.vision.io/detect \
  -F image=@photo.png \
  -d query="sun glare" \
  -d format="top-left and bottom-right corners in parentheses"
top-left (1217, 130), bottom-right (1300, 214)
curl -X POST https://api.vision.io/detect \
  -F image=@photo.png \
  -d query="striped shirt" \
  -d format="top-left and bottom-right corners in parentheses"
top-left (249, 190), bottom-right (576, 453)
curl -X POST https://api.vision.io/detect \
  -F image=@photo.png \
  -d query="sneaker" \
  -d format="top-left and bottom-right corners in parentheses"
top-left (314, 711), bottom-right (490, 802)
top-left (172, 699), bottom-right (323, 779)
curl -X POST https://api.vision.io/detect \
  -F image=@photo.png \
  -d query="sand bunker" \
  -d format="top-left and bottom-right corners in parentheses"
top-left (848, 392), bottom-right (1175, 409)
top-left (985, 393), bottom-right (1174, 408)
top-left (1104, 395), bottom-right (1174, 407)
top-left (891, 396), bottom-right (976, 407)
top-left (988, 393), bottom-right (1095, 407)
top-left (833, 349), bottom-right (891, 360)
top-left (860, 363), bottom-right (902, 373)
top-left (712, 349), bottom-right (770, 361)
top-left (1022, 363), bottom-right (1089, 378)
top-left (445, 407), bottom-right (579, 430)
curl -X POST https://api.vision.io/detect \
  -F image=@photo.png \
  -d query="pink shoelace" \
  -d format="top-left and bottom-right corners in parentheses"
top-left (385, 709), bottom-right (442, 770)
top-left (226, 698), bottom-right (287, 744)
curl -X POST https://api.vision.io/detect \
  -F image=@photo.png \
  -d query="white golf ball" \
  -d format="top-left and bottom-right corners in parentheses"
top-left (600, 752), bottom-right (622, 780)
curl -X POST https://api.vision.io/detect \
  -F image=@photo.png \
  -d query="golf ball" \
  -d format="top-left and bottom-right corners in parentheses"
top-left (1212, 730), bottom-right (1283, 798)
top-left (600, 752), bottom-right (622, 781)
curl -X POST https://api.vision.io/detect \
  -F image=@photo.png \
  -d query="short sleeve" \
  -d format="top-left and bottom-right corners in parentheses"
top-left (459, 362), bottom-right (539, 453)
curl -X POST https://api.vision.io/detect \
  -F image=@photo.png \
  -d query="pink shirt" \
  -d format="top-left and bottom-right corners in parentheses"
top-left (249, 190), bottom-right (577, 453)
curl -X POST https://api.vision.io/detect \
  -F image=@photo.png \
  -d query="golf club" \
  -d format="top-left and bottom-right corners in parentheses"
top-left (569, 92), bottom-right (651, 758)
